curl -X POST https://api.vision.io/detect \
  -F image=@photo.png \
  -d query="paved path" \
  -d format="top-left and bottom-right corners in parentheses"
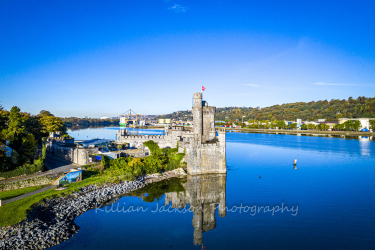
top-left (0, 156), bottom-right (80, 205)
top-left (0, 156), bottom-right (79, 185)
top-left (2, 185), bottom-right (56, 205)
top-left (45, 156), bottom-right (80, 174)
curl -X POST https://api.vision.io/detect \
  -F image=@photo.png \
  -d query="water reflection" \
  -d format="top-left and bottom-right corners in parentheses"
top-left (165, 174), bottom-right (227, 246)
top-left (359, 136), bottom-right (371, 156)
top-left (68, 124), bottom-right (117, 131)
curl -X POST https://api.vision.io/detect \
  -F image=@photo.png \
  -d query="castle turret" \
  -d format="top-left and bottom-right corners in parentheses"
top-left (193, 92), bottom-right (203, 136)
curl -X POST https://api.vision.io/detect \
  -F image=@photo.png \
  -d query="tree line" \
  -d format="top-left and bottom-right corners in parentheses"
top-left (215, 96), bottom-right (375, 122)
top-left (0, 106), bottom-right (66, 174)
top-left (61, 117), bottom-right (119, 128)
top-left (219, 119), bottom-right (375, 131)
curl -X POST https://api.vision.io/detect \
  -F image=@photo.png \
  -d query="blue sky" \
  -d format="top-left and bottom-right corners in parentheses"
top-left (0, 0), bottom-right (374, 118)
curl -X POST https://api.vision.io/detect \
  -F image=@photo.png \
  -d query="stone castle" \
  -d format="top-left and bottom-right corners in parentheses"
top-left (117, 92), bottom-right (227, 175)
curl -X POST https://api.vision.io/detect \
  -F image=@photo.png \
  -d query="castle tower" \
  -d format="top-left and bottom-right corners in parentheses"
top-left (192, 92), bottom-right (203, 136)
top-left (202, 105), bottom-right (215, 142)
top-left (217, 128), bottom-right (227, 173)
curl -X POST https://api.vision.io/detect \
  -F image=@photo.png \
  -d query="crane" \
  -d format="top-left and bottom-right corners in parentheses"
top-left (119, 109), bottom-right (145, 128)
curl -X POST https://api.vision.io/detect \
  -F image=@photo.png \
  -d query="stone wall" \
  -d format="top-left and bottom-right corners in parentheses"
top-left (117, 131), bottom-right (170, 148)
top-left (0, 173), bottom-right (63, 191)
top-left (186, 140), bottom-right (226, 175)
top-left (120, 146), bottom-right (150, 158)
top-left (184, 126), bottom-right (226, 175)
top-left (202, 106), bottom-right (215, 142)
top-left (46, 142), bottom-right (99, 165)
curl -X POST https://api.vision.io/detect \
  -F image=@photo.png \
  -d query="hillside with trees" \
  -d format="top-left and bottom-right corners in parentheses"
top-left (215, 96), bottom-right (375, 122)
top-left (159, 96), bottom-right (375, 123)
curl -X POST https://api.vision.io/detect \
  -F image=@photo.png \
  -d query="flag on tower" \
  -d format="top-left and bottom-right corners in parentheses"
top-left (202, 86), bottom-right (205, 91)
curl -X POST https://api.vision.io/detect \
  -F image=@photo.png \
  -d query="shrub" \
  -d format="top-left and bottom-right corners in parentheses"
top-left (101, 155), bottom-right (111, 169)
top-left (0, 162), bottom-right (43, 178)
top-left (143, 140), bottom-right (160, 156)
top-left (98, 141), bottom-right (185, 181)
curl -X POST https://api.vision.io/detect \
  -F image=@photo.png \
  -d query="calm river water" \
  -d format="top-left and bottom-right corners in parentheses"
top-left (50, 127), bottom-right (375, 249)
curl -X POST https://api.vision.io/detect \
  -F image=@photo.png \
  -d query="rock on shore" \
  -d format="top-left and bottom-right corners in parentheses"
top-left (0, 168), bottom-right (187, 250)
top-left (0, 178), bottom-right (147, 249)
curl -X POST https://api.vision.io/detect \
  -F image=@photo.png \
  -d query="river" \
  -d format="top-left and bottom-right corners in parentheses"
top-left (49, 127), bottom-right (375, 249)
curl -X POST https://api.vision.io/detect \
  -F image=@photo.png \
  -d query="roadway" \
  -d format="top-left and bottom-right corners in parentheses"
top-left (44, 156), bottom-right (80, 174)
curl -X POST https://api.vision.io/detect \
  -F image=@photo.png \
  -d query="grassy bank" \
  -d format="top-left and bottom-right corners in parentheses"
top-left (0, 186), bottom-right (44, 201)
top-left (0, 141), bottom-right (185, 227)
top-left (0, 169), bottom-right (130, 227)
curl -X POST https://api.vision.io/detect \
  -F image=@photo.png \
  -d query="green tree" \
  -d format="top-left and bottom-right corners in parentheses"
top-left (276, 121), bottom-right (285, 129)
top-left (370, 120), bottom-right (375, 131)
top-left (344, 120), bottom-right (355, 131)
top-left (0, 105), bottom-right (8, 168)
top-left (38, 110), bottom-right (53, 117)
top-left (3, 106), bottom-right (24, 148)
top-left (269, 121), bottom-right (277, 129)
top-left (0, 104), bottom-right (8, 135)
top-left (352, 120), bottom-right (361, 131)
top-left (301, 124), bottom-right (308, 130)
top-left (20, 133), bottom-right (37, 162)
top-left (317, 123), bottom-right (329, 131)
top-left (307, 124), bottom-right (316, 130)
top-left (40, 116), bottom-right (65, 133)
top-left (24, 116), bottom-right (44, 145)
top-left (333, 123), bottom-right (344, 131)
top-left (289, 123), bottom-right (297, 129)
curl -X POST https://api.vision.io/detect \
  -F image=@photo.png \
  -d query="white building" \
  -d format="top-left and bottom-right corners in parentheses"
top-left (338, 118), bottom-right (375, 130)
top-left (296, 119), bottom-right (302, 128)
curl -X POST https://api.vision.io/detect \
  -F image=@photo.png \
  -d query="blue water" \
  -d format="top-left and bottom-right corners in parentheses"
top-left (68, 126), bottom-right (164, 140)
top-left (51, 131), bottom-right (375, 249)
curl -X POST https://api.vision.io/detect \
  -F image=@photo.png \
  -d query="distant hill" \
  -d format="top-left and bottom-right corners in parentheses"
top-left (158, 96), bottom-right (375, 122)
top-left (61, 117), bottom-right (119, 127)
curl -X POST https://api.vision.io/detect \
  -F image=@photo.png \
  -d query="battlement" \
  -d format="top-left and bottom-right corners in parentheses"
top-left (120, 135), bottom-right (165, 140)
top-left (171, 126), bottom-right (184, 131)
top-left (47, 137), bottom-right (74, 145)
top-left (201, 141), bottom-right (221, 147)
top-left (193, 92), bottom-right (202, 99)
top-left (203, 106), bottom-right (215, 113)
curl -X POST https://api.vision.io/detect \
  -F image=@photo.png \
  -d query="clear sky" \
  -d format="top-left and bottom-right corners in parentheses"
top-left (0, 0), bottom-right (374, 118)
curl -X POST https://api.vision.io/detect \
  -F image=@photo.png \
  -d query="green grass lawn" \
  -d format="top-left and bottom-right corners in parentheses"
top-left (0, 170), bottom-right (126, 227)
top-left (0, 148), bottom-right (184, 227)
top-left (0, 186), bottom-right (44, 201)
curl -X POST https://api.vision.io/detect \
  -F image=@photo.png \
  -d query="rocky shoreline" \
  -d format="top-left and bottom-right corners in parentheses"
top-left (0, 169), bottom-right (186, 250)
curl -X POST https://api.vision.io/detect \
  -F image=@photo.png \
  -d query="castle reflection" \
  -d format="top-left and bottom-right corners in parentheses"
top-left (164, 174), bottom-right (227, 246)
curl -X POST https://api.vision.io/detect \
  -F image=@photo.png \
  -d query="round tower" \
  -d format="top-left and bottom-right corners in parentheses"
top-left (192, 92), bottom-right (203, 135)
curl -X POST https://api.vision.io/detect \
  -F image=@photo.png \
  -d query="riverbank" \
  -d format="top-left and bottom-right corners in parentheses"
top-left (0, 168), bottom-right (187, 249)
top-left (224, 127), bottom-right (375, 137)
